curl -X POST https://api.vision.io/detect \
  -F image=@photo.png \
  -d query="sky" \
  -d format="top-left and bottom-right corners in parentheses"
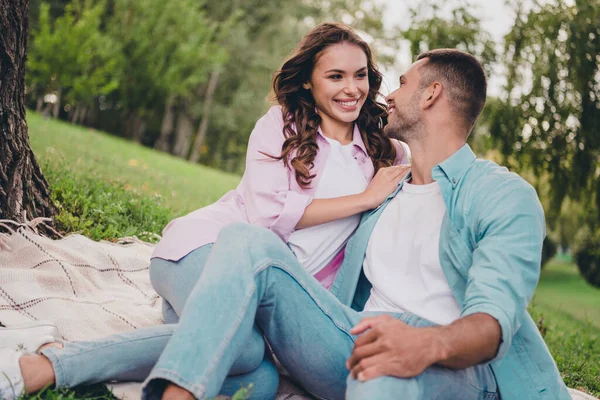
top-left (376, 0), bottom-right (518, 96)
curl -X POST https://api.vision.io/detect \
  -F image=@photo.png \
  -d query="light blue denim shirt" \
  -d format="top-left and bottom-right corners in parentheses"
top-left (331, 144), bottom-right (570, 400)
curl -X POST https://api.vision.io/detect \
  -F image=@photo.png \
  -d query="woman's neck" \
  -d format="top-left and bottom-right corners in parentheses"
top-left (319, 115), bottom-right (354, 145)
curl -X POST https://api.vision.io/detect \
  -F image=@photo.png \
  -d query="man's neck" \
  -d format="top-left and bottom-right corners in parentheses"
top-left (407, 132), bottom-right (466, 185)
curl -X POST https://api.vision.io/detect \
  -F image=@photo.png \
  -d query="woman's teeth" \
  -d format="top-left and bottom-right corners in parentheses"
top-left (337, 100), bottom-right (358, 107)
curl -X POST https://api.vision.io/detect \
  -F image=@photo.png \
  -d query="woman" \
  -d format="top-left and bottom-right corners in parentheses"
top-left (1, 22), bottom-right (410, 400)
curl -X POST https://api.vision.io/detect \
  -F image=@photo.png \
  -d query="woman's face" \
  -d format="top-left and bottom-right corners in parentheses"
top-left (304, 42), bottom-right (369, 129)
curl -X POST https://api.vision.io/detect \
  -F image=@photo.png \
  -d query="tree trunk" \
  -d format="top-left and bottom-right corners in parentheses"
top-left (35, 96), bottom-right (44, 112)
top-left (125, 111), bottom-right (146, 143)
top-left (154, 94), bottom-right (177, 152)
top-left (189, 70), bottom-right (221, 163)
top-left (52, 88), bottom-right (61, 118)
top-left (172, 107), bottom-right (195, 158)
top-left (71, 104), bottom-right (80, 124)
top-left (0, 0), bottom-right (57, 225)
top-left (78, 106), bottom-right (87, 125)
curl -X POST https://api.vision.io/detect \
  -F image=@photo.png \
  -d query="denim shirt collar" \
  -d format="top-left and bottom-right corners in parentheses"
top-left (432, 143), bottom-right (476, 188)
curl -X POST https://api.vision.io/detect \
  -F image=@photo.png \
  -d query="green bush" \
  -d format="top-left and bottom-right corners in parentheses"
top-left (44, 163), bottom-right (172, 242)
top-left (574, 227), bottom-right (600, 288)
top-left (541, 236), bottom-right (557, 268)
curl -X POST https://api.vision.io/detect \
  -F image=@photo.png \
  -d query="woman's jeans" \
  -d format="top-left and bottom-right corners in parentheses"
top-left (139, 223), bottom-right (498, 400)
top-left (41, 243), bottom-right (279, 399)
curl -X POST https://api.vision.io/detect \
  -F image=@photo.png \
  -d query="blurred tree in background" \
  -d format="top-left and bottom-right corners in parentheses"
top-left (25, 0), bottom-right (388, 172)
top-left (488, 0), bottom-right (600, 286)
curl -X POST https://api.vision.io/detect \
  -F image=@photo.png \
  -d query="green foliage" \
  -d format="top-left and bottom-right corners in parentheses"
top-left (400, 1), bottom-right (497, 75)
top-left (574, 227), bottom-right (600, 288)
top-left (542, 236), bottom-right (558, 268)
top-left (108, 0), bottom-right (226, 108)
top-left (45, 163), bottom-right (172, 241)
top-left (489, 0), bottom-right (600, 216)
top-left (27, 1), bottom-right (121, 108)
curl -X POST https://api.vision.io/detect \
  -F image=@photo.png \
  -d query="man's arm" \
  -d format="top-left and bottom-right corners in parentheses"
top-left (346, 313), bottom-right (500, 380)
top-left (347, 176), bottom-right (545, 381)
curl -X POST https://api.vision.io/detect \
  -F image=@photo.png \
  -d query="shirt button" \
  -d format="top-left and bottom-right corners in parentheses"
top-left (452, 178), bottom-right (457, 184)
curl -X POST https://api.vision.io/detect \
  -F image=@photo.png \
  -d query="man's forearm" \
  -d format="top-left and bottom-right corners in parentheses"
top-left (431, 313), bottom-right (502, 369)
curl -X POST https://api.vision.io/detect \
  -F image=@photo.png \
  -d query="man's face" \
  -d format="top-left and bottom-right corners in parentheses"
top-left (384, 59), bottom-right (427, 142)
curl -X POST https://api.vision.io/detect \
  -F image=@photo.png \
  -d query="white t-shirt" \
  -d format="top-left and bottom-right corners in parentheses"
top-left (362, 180), bottom-right (461, 325)
top-left (288, 137), bottom-right (368, 276)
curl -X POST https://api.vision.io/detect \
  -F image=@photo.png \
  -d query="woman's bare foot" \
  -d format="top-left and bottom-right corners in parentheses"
top-left (19, 354), bottom-right (56, 394)
top-left (162, 383), bottom-right (195, 400)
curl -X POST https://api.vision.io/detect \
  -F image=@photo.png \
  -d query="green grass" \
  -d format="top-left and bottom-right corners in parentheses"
top-left (28, 112), bottom-right (240, 216)
top-left (23, 112), bottom-right (600, 398)
top-left (529, 261), bottom-right (600, 396)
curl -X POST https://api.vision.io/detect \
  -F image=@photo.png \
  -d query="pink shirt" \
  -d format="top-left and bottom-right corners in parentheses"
top-left (152, 106), bottom-right (410, 285)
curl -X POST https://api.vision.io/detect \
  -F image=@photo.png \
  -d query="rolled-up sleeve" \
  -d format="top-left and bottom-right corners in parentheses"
top-left (392, 139), bottom-right (411, 165)
top-left (461, 178), bottom-right (545, 360)
top-left (241, 107), bottom-right (313, 242)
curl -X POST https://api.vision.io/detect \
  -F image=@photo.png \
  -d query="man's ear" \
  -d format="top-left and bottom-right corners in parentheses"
top-left (422, 82), bottom-right (443, 109)
top-left (303, 81), bottom-right (312, 90)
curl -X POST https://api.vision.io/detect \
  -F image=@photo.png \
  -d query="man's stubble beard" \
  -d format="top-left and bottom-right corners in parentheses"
top-left (384, 99), bottom-right (424, 144)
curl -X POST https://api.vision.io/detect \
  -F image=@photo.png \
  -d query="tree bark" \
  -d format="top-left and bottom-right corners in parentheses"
top-left (0, 0), bottom-right (56, 225)
top-left (189, 70), bottom-right (220, 163)
top-left (154, 94), bottom-right (177, 152)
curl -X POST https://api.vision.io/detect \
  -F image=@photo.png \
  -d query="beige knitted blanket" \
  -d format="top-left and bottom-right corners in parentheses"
top-left (0, 224), bottom-right (594, 400)
top-left (0, 224), bottom-right (312, 399)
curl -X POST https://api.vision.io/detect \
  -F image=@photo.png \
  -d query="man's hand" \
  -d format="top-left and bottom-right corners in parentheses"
top-left (345, 315), bottom-right (448, 382)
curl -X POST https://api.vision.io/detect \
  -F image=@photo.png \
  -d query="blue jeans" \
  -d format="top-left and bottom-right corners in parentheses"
top-left (142, 223), bottom-right (498, 400)
top-left (41, 244), bottom-right (279, 399)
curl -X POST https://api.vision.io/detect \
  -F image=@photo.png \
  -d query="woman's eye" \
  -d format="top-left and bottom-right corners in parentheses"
top-left (328, 74), bottom-right (342, 80)
top-left (357, 73), bottom-right (367, 78)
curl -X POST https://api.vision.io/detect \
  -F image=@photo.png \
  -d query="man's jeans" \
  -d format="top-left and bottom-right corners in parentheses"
top-left (41, 244), bottom-right (279, 399)
top-left (141, 223), bottom-right (498, 400)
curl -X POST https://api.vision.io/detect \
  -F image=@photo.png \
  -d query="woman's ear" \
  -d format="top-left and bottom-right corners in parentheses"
top-left (303, 82), bottom-right (312, 91)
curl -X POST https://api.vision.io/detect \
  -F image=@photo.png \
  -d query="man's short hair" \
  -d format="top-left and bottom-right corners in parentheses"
top-left (416, 49), bottom-right (487, 133)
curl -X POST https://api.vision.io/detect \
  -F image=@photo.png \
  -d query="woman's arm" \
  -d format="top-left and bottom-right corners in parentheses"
top-left (243, 107), bottom-right (410, 238)
top-left (295, 165), bottom-right (409, 229)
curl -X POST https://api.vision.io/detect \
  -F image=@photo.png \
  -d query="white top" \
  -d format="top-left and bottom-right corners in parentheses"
top-left (288, 137), bottom-right (369, 276)
top-left (362, 180), bottom-right (462, 325)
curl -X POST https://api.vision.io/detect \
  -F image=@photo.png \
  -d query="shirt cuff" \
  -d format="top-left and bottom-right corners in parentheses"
top-left (271, 191), bottom-right (313, 242)
top-left (461, 302), bottom-right (513, 360)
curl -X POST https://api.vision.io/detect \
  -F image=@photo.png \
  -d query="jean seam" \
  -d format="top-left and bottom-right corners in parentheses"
top-left (48, 332), bottom-right (175, 361)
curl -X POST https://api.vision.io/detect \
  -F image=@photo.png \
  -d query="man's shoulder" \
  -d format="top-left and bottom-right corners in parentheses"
top-left (458, 158), bottom-right (542, 221)
top-left (465, 158), bottom-right (537, 198)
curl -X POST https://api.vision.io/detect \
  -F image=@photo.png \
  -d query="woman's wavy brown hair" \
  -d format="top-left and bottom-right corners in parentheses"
top-left (270, 22), bottom-right (397, 188)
